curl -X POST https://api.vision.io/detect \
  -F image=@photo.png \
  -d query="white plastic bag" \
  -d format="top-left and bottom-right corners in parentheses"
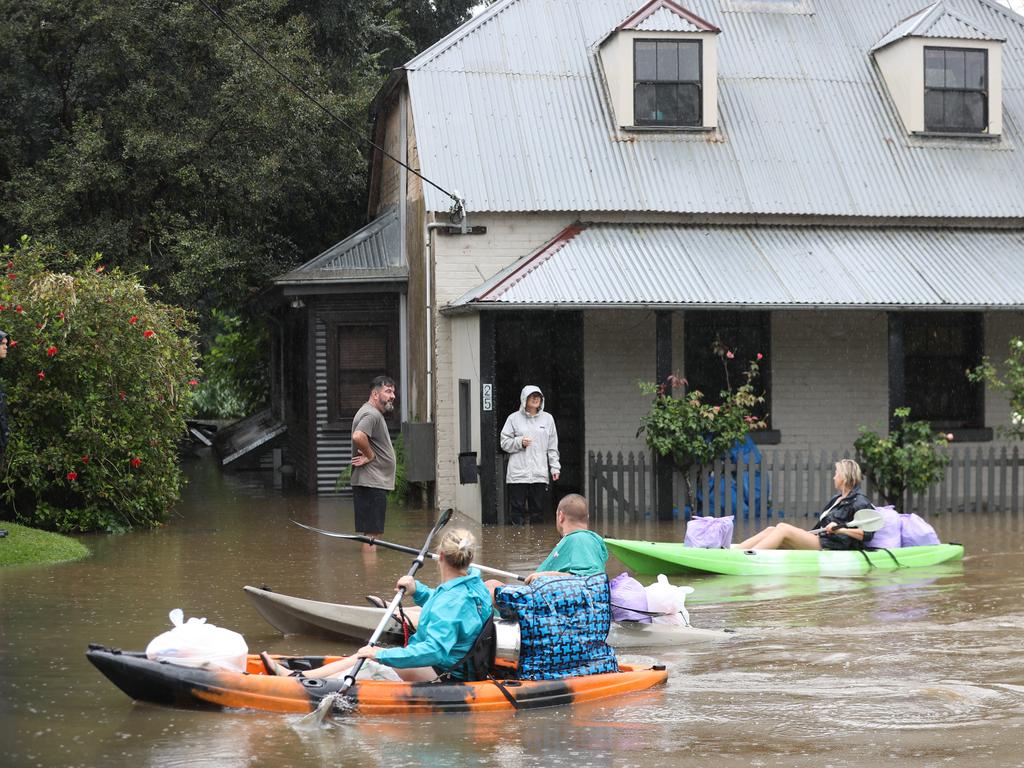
top-left (145, 609), bottom-right (248, 673)
top-left (644, 575), bottom-right (694, 626)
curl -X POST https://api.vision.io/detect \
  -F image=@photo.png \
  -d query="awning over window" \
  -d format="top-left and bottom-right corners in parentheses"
top-left (444, 223), bottom-right (1024, 312)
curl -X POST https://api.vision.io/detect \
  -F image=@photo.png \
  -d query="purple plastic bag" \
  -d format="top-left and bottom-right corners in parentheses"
top-left (869, 505), bottom-right (902, 549)
top-left (609, 572), bottom-right (652, 623)
top-left (683, 515), bottom-right (734, 548)
top-left (899, 513), bottom-right (941, 547)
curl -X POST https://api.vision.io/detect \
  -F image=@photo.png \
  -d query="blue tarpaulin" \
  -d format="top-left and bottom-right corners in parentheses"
top-left (686, 436), bottom-right (777, 519)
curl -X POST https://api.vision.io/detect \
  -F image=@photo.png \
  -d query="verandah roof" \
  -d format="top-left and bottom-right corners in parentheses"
top-left (444, 223), bottom-right (1024, 311)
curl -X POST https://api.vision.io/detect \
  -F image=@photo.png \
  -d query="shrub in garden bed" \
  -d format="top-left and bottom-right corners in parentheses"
top-left (0, 237), bottom-right (200, 532)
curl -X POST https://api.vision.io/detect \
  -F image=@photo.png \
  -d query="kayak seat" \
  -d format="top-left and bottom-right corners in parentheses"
top-left (437, 614), bottom-right (498, 683)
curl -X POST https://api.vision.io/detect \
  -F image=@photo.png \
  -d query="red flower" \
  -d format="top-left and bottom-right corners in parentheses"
top-left (129, 315), bottom-right (138, 324)
top-left (57, 311), bottom-right (65, 320)
top-left (35, 323), bottom-right (42, 329)
top-left (37, 370), bottom-right (45, 380)
top-left (118, 390), bottom-right (126, 400)
top-left (143, 329), bottom-right (155, 338)
top-left (130, 457), bottom-right (142, 468)
top-left (726, 350), bottom-right (735, 359)
top-left (188, 378), bottom-right (199, 387)
top-left (6, 260), bottom-right (12, 269)
top-left (0, 305), bottom-right (5, 312)
top-left (66, 471), bottom-right (78, 481)
top-left (46, 346), bottom-right (58, 357)
top-left (7, 273), bottom-right (16, 281)
top-left (81, 455), bottom-right (90, 464)
top-left (756, 353), bottom-right (764, 361)
top-left (9, 340), bottom-right (17, 347)
top-left (95, 265), bottom-right (105, 273)
top-left (15, 305), bottom-right (23, 313)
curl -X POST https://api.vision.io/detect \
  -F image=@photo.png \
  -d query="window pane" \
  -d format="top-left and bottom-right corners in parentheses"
top-left (903, 313), bottom-right (982, 428)
top-left (924, 89), bottom-right (944, 130)
top-left (677, 83), bottom-right (701, 125)
top-left (678, 41), bottom-right (700, 81)
top-left (634, 82), bottom-right (657, 123)
top-left (924, 48), bottom-right (946, 88)
top-left (657, 83), bottom-right (682, 123)
top-left (943, 90), bottom-right (966, 130)
top-left (945, 49), bottom-right (966, 88)
top-left (965, 50), bottom-right (986, 89)
top-left (635, 42), bottom-right (657, 81)
top-left (964, 91), bottom-right (986, 131)
top-left (656, 41), bottom-right (678, 81)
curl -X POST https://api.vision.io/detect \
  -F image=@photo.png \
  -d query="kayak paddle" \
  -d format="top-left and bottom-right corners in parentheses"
top-left (291, 520), bottom-right (527, 582)
top-left (300, 507), bottom-right (455, 723)
top-left (808, 509), bottom-right (885, 535)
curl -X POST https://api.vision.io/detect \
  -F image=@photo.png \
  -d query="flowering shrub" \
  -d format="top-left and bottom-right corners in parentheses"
top-left (0, 237), bottom-right (200, 532)
top-left (968, 338), bottom-right (1024, 440)
top-left (637, 351), bottom-right (766, 508)
top-left (854, 408), bottom-right (951, 512)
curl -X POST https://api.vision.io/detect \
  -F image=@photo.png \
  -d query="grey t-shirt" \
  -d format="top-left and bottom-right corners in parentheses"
top-left (350, 403), bottom-right (396, 491)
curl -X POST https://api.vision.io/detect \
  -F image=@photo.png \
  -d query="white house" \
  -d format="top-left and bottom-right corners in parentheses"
top-left (272, 0), bottom-right (1024, 521)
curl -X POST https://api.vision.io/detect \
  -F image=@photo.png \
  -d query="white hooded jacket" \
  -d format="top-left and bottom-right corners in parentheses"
top-left (500, 385), bottom-right (560, 484)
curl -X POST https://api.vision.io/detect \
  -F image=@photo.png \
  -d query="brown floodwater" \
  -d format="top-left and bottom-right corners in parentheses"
top-left (2, 451), bottom-right (1023, 768)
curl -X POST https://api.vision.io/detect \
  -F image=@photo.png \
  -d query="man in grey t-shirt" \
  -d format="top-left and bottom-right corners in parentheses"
top-left (351, 375), bottom-right (397, 540)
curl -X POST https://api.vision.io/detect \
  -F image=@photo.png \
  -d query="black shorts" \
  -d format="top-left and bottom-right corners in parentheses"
top-left (353, 486), bottom-right (388, 535)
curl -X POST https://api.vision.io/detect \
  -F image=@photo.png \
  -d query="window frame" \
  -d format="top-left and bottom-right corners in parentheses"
top-left (900, 312), bottom-right (984, 431)
top-left (633, 38), bottom-right (703, 128)
top-left (923, 45), bottom-right (988, 134)
top-left (683, 310), bottom-right (773, 432)
top-left (324, 312), bottom-right (400, 431)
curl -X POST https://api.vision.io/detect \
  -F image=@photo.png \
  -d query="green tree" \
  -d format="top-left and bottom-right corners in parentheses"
top-left (0, 237), bottom-right (200, 532)
top-left (191, 309), bottom-right (268, 418)
top-left (968, 337), bottom-right (1024, 440)
top-left (638, 348), bottom-right (767, 510)
top-left (854, 408), bottom-right (952, 512)
top-left (0, 0), bottom-right (475, 318)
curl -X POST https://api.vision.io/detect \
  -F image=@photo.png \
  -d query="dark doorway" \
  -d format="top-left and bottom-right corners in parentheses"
top-left (493, 311), bottom-right (585, 517)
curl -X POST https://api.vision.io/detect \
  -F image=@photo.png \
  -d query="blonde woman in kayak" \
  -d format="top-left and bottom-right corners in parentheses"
top-left (261, 528), bottom-right (492, 682)
top-left (732, 459), bottom-right (874, 550)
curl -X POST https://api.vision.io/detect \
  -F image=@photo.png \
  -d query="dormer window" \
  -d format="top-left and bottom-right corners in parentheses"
top-left (598, 0), bottom-right (720, 131)
top-left (924, 47), bottom-right (986, 133)
top-left (871, 3), bottom-right (1004, 137)
top-left (634, 39), bottom-right (702, 126)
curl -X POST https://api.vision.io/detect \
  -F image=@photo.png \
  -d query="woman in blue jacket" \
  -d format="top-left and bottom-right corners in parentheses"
top-left (262, 528), bottom-right (491, 682)
top-left (732, 459), bottom-right (874, 551)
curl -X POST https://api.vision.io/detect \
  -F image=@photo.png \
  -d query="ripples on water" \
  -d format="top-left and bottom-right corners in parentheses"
top-left (3, 455), bottom-right (1024, 767)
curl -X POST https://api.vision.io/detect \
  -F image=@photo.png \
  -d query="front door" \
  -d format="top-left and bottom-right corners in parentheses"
top-left (492, 311), bottom-right (584, 520)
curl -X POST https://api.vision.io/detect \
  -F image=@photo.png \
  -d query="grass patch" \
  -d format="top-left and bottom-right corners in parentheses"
top-left (0, 521), bottom-right (91, 567)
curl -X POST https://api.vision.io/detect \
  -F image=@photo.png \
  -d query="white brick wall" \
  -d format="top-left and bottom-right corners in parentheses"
top-left (584, 310), bottom-right (658, 459)
top-left (770, 311), bottom-right (889, 451)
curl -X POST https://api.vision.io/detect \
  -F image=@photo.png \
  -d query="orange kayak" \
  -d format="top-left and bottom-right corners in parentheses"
top-left (86, 645), bottom-right (668, 715)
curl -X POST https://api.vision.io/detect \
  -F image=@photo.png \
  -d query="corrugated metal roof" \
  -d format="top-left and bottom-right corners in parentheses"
top-left (445, 222), bottom-right (1024, 309)
top-left (872, 1), bottom-right (1005, 51)
top-left (275, 207), bottom-right (406, 285)
top-left (633, 7), bottom-right (708, 32)
top-left (403, 0), bottom-right (1024, 217)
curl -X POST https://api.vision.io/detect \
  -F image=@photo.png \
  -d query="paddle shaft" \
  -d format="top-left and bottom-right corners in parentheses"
top-left (291, 521), bottom-right (526, 582)
top-left (339, 508), bottom-right (454, 693)
top-left (808, 510), bottom-right (884, 535)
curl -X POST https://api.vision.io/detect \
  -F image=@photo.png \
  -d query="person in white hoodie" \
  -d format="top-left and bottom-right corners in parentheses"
top-left (500, 385), bottom-right (560, 524)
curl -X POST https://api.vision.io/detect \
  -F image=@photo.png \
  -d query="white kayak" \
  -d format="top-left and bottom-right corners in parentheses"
top-left (243, 585), bottom-right (733, 649)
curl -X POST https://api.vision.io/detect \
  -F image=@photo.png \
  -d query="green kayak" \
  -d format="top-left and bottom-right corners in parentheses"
top-left (604, 539), bottom-right (964, 577)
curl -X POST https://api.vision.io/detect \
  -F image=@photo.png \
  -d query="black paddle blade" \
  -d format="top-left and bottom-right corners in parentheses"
top-left (438, 507), bottom-right (454, 527)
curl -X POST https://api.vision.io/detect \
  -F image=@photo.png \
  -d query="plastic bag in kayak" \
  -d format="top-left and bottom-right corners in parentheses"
top-left (609, 572), bottom-right (651, 624)
top-left (869, 505), bottom-right (902, 549)
top-left (644, 575), bottom-right (693, 626)
top-left (145, 609), bottom-right (248, 673)
top-left (494, 574), bottom-right (617, 680)
top-left (683, 515), bottom-right (734, 548)
top-left (899, 513), bottom-right (940, 547)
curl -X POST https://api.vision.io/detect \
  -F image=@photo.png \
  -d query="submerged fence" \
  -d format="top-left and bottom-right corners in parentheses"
top-left (588, 445), bottom-right (1024, 524)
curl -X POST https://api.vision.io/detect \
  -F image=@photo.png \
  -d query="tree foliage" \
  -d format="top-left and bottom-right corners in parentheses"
top-left (854, 408), bottom-right (952, 512)
top-left (0, 237), bottom-right (200, 532)
top-left (638, 348), bottom-right (767, 508)
top-left (0, 0), bottom-right (475, 317)
top-left (967, 337), bottom-right (1024, 440)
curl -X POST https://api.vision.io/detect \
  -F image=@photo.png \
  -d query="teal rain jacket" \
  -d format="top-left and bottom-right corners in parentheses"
top-left (375, 570), bottom-right (491, 675)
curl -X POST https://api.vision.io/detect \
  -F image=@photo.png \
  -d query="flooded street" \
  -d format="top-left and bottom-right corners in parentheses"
top-left (3, 452), bottom-right (1024, 767)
